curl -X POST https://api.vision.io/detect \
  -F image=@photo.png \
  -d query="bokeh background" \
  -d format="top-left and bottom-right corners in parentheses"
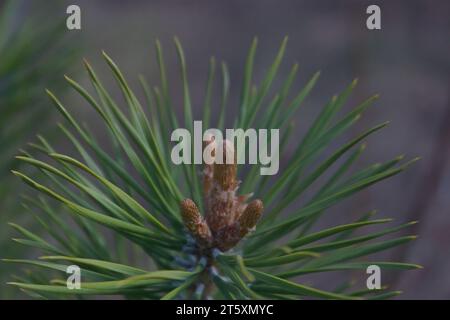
top-left (0, 0), bottom-right (449, 299)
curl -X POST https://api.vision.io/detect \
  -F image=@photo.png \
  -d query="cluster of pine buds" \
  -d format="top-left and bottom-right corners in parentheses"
top-left (180, 136), bottom-right (263, 253)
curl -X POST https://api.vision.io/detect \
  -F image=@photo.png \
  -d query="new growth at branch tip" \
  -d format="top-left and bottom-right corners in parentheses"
top-left (180, 137), bottom-right (263, 253)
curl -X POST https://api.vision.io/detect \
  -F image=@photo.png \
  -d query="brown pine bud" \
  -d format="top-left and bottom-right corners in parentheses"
top-left (213, 140), bottom-right (237, 191)
top-left (206, 191), bottom-right (235, 235)
top-left (237, 199), bottom-right (263, 238)
top-left (203, 134), bottom-right (216, 196)
top-left (214, 199), bottom-right (264, 252)
top-left (180, 199), bottom-right (212, 247)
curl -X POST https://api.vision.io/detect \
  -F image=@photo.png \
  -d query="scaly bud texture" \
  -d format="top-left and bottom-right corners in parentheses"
top-left (180, 199), bottom-right (212, 248)
top-left (180, 139), bottom-right (263, 252)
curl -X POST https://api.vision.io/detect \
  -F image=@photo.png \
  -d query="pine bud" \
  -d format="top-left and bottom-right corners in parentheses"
top-left (213, 140), bottom-right (237, 191)
top-left (214, 199), bottom-right (264, 252)
top-left (203, 134), bottom-right (216, 195)
top-left (238, 199), bottom-right (263, 238)
top-left (180, 199), bottom-right (212, 247)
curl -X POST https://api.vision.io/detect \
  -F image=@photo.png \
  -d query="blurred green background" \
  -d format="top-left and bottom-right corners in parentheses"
top-left (0, 0), bottom-right (78, 298)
